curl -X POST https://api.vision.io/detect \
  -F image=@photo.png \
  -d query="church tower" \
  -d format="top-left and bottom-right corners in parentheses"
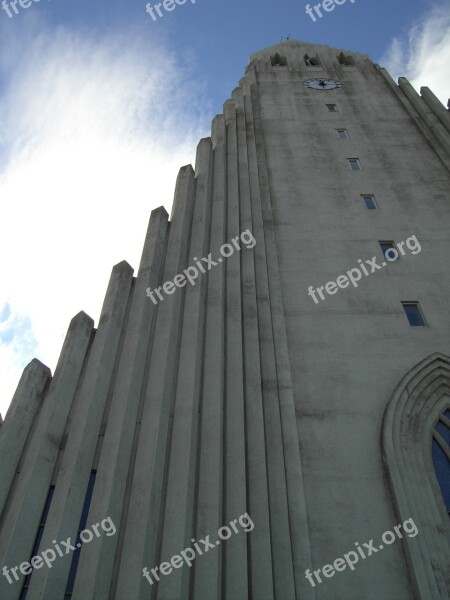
top-left (1, 41), bottom-right (449, 599)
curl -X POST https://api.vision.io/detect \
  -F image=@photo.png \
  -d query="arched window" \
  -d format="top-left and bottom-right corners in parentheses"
top-left (382, 354), bottom-right (450, 598)
top-left (432, 409), bottom-right (450, 515)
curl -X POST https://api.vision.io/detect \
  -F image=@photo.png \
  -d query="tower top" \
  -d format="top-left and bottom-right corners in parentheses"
top-left (248, 39), bottom-right (371, 67)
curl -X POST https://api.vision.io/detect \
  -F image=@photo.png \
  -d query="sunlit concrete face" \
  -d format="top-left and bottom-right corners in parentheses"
top-left (251, 40), bottom-right (450, 599)
top-left (0, 40), bottom-right (449, 600)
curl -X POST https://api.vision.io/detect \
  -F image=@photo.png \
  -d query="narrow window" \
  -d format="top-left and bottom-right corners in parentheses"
top-left (348, 158), bottom-right (361, 170)
top-left (64, 471), bottom-right (97, 598)
top-left (379, 241), bottom-right (398, 261)
top-left (326, 104), bottom-right (337, 112)
top-left (336, 129), bottom-right (348, 139)
top-left (402, 302), bottom-right (426, 326)
top-left (20, 486), bottom-right (55, 599)
top-left (362, 194), bottom-right (377, 209)
top-left (432, 409), bottom-right (450, 515)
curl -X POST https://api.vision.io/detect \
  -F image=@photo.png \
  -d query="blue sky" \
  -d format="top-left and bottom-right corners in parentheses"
top-left (1, 0), bottom-right (449, 113)
top-left (0, 0), bottom-right (449, 417)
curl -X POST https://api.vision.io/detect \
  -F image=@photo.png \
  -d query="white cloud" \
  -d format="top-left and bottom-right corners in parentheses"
top-left (0, 20), bottom-right (210, 418)
top-left (379, 4), bottom-right (450, 106)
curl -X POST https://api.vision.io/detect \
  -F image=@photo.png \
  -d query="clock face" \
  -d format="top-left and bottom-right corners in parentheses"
top-left (303, 79), bottom-right (343, 90)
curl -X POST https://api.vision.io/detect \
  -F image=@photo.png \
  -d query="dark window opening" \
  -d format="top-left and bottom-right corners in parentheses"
top-left (338, 52), bottom-right (356, 66)
top-left (362, 195), bottom-right (377, 209)
top-left (432, 409), bottom-right (450, 515)
top-left (20, 486), bottom-right (55, 599)
top-left (270, 53), bottom-right (288, 67)
top-left (64, 471), bottom-right (97, 598)
top-left (379, 241), bottom-right (398, 261)
top-left (402, 302), bottom-right (426, 326)
top-left (348, 158), bottom-right (361, 170)
top-left (304, 53), bottom-right (321, 66)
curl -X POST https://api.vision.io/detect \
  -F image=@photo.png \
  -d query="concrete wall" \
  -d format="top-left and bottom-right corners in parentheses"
top-left (0, 40), bottom-right (448, 600)
top-left (251, 40), bottom-right (450, 599)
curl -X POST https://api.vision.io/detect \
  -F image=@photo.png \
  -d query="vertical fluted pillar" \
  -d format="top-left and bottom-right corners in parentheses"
top-left (223, 97), bottom-right (248, 600)
top-left (246, 81), bottom-right (297, 599)
top-left (156, 138), bottom-right (213, 600)
top-left (114, 166), bottom-right (196, 600)
top-left (0, 312), bottom-right (94, 598)
top-left (29, 261), bottom-right (134, 599)
top-left (193, 115), bottom-right (227, 600)
top-left (73, 207), bottom-right (168, 600)
top-left (0, 360), bottom-right (51, 517)
top-left (235, 82), bottom-right (275, 600)
top-left (250, 79), bottom-right (314, 600)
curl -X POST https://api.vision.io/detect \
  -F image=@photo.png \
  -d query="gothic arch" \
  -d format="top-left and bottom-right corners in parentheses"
top-left (382, 353), bottom-right (450, 599)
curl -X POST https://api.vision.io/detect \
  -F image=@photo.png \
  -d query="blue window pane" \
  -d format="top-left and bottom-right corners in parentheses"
top-left (20, 486), bottom-right (55, 599)
top-left (79, 472), bottom-right (96, 529)
top-left (65, 534), bottom-right (82, 595)
top-left (65, 471), bottom-right (97, 595)
top-left (31, 526), bottom-right (45, 558)
top-left (22, 569), bottom-right (33, 591)
top-left (380, 242), bottom-right (394, 256)
top-left (432, 438), bottom-right (450, 512)
top-left (380, 242), bottom-right (399, 262)
top-left (402, 303), bottom-right (425, 326)
top-left (40, 487), bottom-right (55, 524)
top-left (348, 159), bottom-right (360, 170)
top-left (436, 418), bottom-right (450, 446)
top-left (363, 195), bottom-right (376, 209)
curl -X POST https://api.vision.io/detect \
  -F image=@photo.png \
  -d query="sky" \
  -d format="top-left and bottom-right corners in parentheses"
top-left (0, 0), bottom-right (449, 418)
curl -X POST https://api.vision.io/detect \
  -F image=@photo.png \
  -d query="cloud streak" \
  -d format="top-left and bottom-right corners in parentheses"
top-left (379, 3), bottom-right (450, 105)
top-left (0, 20), bottom-right (210, 417)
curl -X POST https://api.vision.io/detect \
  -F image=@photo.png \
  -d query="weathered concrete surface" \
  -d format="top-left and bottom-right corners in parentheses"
top-left (0, 41), bottom-right (449, 600)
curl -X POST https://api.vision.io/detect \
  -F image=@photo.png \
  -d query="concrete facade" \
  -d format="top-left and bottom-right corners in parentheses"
top-left (0, 40), bottom-right (449, 599)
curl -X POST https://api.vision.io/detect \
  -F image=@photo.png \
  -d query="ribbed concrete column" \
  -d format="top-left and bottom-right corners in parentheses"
top-left (0, 312), bottom-right (93, 597)
top-left (398, 78), bottom-right (450, 156)
top-left (376, 66), bottom-right (450, 172)
top-left (193, 115), bottom-right (227, 600)
top-left (0, 359), bottom-right (51, 517)
top-left (247, 84), bottom-right (297, 599)
top-left (114, 167), bottom-right (196, 600)
top-left (73, 207), bottom-right (168, 600)
top-left (250, 84), bottom-right (314, 600)
top-left (28, 261), bottom-right (134, 599)
top-left (156, 138), bottom-right (213, 600)
top-left (223, 97), bottom-right (248, 600)
top-left (235, 84), bottom-right (274, 600)
top-left (421, 87), bottom-right (450, 134)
